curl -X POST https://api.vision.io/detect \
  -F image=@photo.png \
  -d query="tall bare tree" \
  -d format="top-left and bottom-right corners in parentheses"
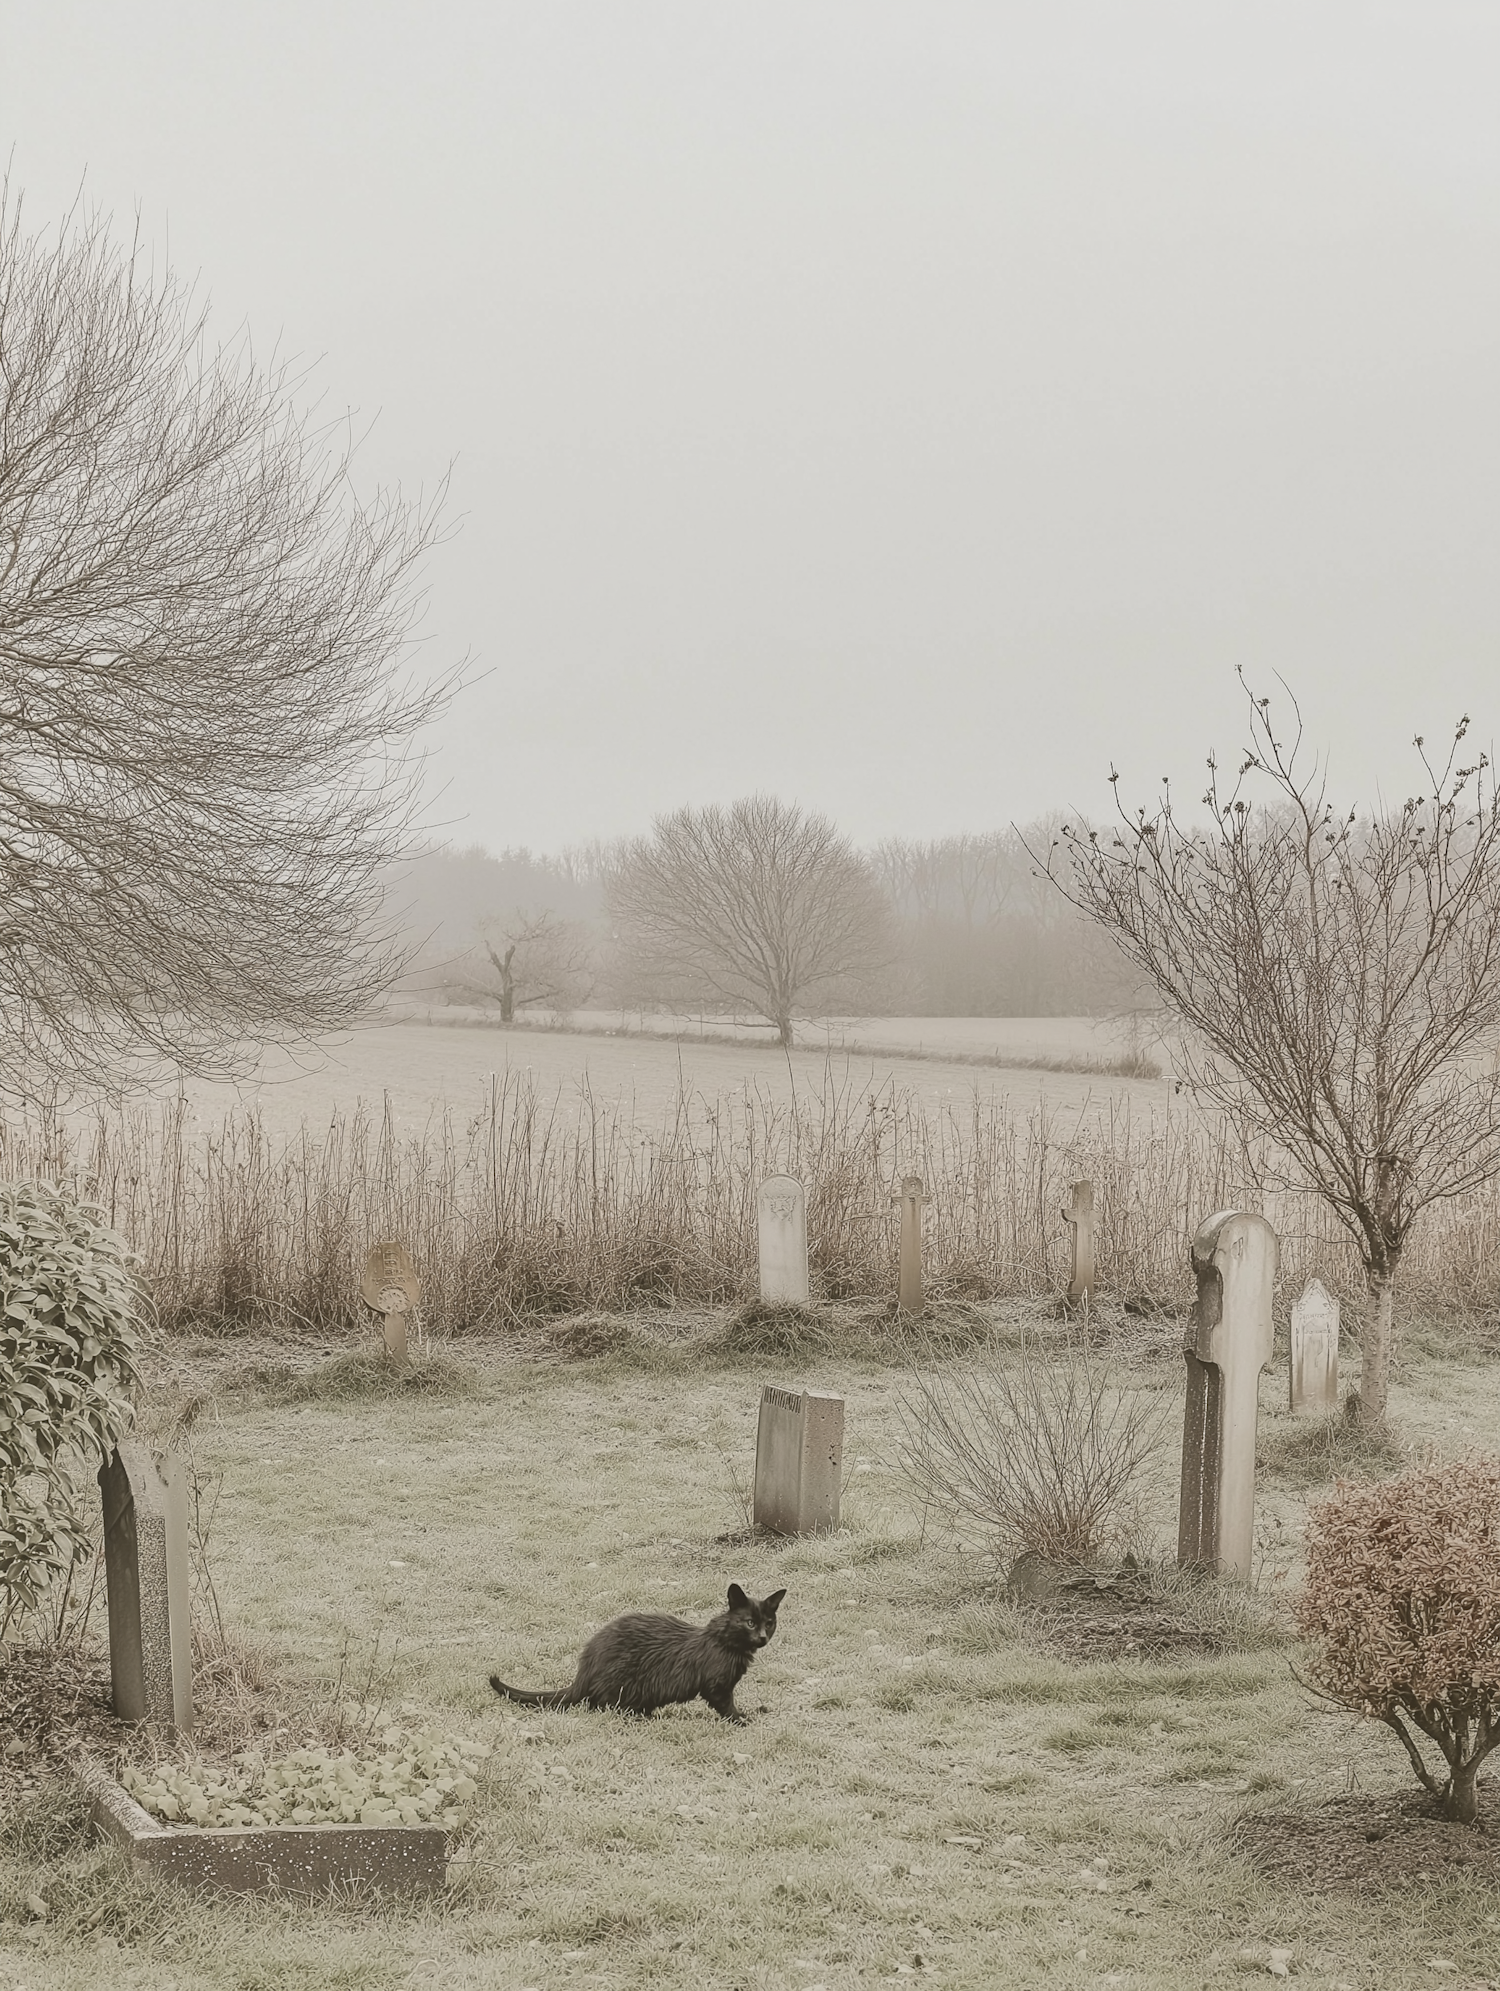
top-left (608, 796), bottom-right (888, 1047)
top-left (0, 188), bottom-right (456, 1098)
top-left (1049, 676), bottom-right (1500, 1423)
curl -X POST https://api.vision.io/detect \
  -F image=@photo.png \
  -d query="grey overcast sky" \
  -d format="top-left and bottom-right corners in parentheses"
top-left (5, 4), bottom-right (1499, 851)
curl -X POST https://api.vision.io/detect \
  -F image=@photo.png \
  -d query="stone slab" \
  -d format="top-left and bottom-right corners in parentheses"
top-left (1290, 1276), bottom-right (1340, 1414)
top-left (1064, 1179), bottom-right (1096, 1303)
top-left (1178, 1209), bottom-right (1276, 1582)
top-left (82, 1763), bottom-right (445, 1898)
top-left (753, 1385), bottom-right (844, 1535)
top-left (98, 1443), bottom-right (193, 1733)
top-left (756, 1174), bottom-right (809, 1305)
top-left (895, 1175), bottom-right (928, 1315)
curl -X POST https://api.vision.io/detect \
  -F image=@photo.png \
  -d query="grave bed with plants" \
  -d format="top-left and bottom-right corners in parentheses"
top-left (80, 1721), bottom-right (489, 1896)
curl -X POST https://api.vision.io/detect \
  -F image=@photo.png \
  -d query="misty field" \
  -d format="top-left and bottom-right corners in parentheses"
top-left (13, 1015), bottom-right (1500, 1350)
top-left (161, 1015), bottom-right (1174, 1143)
top-left (5, 1319), bottom-right (1500, 1990)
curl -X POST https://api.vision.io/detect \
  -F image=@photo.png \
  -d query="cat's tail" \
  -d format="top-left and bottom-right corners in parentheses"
top-left (488, 1675), bottom-right (570, 1708)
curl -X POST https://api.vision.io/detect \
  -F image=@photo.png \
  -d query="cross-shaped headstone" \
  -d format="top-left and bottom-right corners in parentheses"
top-left (892, 1174), bottom-right (930, 1315)
top-left (1063, 1179), bottom-right (1095, 1306)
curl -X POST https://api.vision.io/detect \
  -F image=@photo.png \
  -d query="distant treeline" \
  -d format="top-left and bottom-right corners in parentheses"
top-left (389, 825), bottom-right (1142, 1019)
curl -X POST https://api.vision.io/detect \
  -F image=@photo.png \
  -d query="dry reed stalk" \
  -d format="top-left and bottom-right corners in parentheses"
top-left (2, 1073), bottom-right (1498, 1336)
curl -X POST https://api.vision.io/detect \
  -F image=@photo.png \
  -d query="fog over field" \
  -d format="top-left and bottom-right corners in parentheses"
top-left (160, 1015), bottom-right (1173, 1145)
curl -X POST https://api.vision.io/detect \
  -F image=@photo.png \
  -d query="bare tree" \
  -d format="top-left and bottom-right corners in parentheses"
top-left (457, 910), bottom-right (594, 1023)
top-left (607, 796), bottom-right (889, 1047)
top-left (1049, 675), bottom-right (1500, 1424)
top-left (0, 187), bottom-right (457, 1100)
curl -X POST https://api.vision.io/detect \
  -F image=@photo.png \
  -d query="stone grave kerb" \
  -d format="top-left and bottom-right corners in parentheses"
top-left (1178, 1208), bottom-right (1276, 1582)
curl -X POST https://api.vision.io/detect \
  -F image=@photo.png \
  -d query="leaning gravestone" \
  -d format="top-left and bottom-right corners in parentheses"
top-left (361, 1240), bottom-right (421, 1366)
top-left (1290, 1276), bottom-right (1339, 1414)
top-left (1063, 1179), bottom-right (1095, 1306)
top-left (98, 1442), bottom-right (193, 1732)
top-left (1178, 1209), bottom-right (1277, 1582)
top-left (753, 1385), bottom-right (844, 1535)
top-left (756, 1175), bottom-right (809, 1305)
top-left (893, 1175), bottom-right (929, 1315)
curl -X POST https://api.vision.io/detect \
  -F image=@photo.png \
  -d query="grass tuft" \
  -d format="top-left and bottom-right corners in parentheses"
top-left (1257, 1413), bottom-right (1408, 1489)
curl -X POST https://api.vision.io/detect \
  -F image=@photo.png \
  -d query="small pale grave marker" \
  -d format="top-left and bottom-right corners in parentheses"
top-left (361, 1240), bottom-right (420, 1366)
top-left (756, 1174), bottom-right (809, 1305)
top-left (1063, 1180), bottom-right (1095, 1305)
top-left (893, 1175), bottom-right (929, 1315)
top-left (1290, 1276), bottom-right (1339, 1414)
top-left (753, 1386), bottom-right (844, 1536)
top-left (1178, 1209), bottom-right (1277, 1582)
top-left (98, 1442), bottom-right (193, 1733)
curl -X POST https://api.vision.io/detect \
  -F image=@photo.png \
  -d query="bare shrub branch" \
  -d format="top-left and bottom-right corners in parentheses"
top-left (895, 1335), bottom-right (1168, 1564)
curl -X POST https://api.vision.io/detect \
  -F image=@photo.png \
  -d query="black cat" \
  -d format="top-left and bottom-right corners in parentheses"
top-left (489, 1582), bottom-right (786, 1721)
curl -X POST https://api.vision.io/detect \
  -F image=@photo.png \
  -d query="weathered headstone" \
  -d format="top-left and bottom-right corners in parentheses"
top-left (756, 1175), bottom-right (809, 1305)
top-left (1063, 1179), bottom-right (1095, 1306)
top-left (361, 1240), bottom-right (420, 1365)
top-left (98, 1443), bottom-right (193, 1732)
top-left (894, 1175), bottom-right (929, 1314)
top-left (753, 1386), bottom-right (844, 1535)
top-left (1290, 1276), bottom-right (1339, 1415)
top-left (1178, 1209), bottom-right (1277, 1582)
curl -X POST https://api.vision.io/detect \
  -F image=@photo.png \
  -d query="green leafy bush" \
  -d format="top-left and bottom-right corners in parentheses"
top-left (0, 1181), bottom-right (144, 1630)
top-left (122, 1725), bottom-right (491, 1831)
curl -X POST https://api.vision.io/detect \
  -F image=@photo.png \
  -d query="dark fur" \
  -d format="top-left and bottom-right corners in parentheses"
top-left (489, 1582), bottom-right (786, 1721)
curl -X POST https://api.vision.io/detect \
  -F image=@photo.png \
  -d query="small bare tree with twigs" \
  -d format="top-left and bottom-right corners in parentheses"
top-left (0, 185), bottom-right (457, 1101)
top-left (457, 910), bottom-right (595, 1022)
top-left (1047, 675), bottom-right (1500, 1424)
top-left (607, 795), bottom-right (889, 1047)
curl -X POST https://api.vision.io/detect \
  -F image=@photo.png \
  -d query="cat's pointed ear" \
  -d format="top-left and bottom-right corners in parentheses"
top-left (727, 1582), bottom-right (750, 1609)
top-left (762, 1589), bottom-right (787, 1613)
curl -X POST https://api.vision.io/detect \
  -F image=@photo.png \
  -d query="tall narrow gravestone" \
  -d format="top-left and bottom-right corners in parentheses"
top-left (753, 1386), bottom-right (844, 1536)
top-left (1063, 1180), bottom-right (1095, 1306)
top-left (361, 1240), bottom-right (420, 1366)
top-left (98, 1443), bottom-right (193, 1732)
top-left (1290, 1276), bottom-right (1340, 1414)
top-left (894, 1175), bottom-right (929, 1315)
top-left (757, 1175), bottom-right (809, 1305)
top-left (1178, 1209), bottom-right (1277, 1582)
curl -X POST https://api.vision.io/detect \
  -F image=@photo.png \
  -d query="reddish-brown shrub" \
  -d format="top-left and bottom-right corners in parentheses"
top-left (1298, 1459), bottom-right (1500, 1823)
